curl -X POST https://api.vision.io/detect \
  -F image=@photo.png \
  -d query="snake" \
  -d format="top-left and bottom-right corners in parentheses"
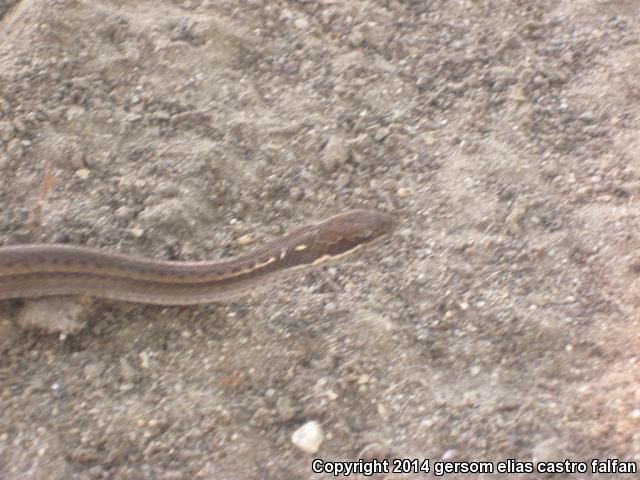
top-left (0, 209), bottom-right (393, 305)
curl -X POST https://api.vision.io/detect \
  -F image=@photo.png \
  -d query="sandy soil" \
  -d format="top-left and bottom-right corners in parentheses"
top-left (1, 0), bottom-right (640, 479)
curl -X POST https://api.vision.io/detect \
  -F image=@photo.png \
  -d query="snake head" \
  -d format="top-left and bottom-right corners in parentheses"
top-left (312, 209), bottom-right (395, 257)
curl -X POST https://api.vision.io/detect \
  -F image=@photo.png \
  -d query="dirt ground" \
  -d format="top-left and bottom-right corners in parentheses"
top-left (1, 0), bottom-right (640, 479)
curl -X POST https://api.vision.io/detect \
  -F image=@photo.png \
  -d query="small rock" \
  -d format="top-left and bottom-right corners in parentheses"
top-left (532, 74), bottom-right (547, 88)
top-left (6, 138), bottom-right (23, 161)
top-left (17, 298), bottom-right (87, 334)
top-left (293, 17), bottom-right (309, 30)
top-left (153, 110), bottom-right (171, 122)
top-left (86, 466), bottom-right (105, 478)
top-left (139, 351), bottom-right (150, 369)
top-left (0, 120), bottom-right (14, 141)
top-left (130, 227), bottom-right (145, 238)
top-left (251, 407), bottom-right (271, 426)
top-left (12, 118), bottom-right (26, 133)
top-left (75, 168), bottom-right (91, 180)
top-left (320, 8), bottom-right (335, 25)
top-left (357, 442), bottom-right (390, 460)
top-left (540, 160), bottom-right (560, 179)
top-left (423, 133), bottom-right (437, 146)
top-left (276, 396), bottom-right (295, 422)
top-left (280, 9), bottom-right (293, 21)
top-left (506, 196), bottom-right (528, 234)
top-left (397, 187), bottom-right (411, 198)
top-left (336, 173), bottom-right (350, 189)
top-left (237, 234), bottom-right (254, 246)
top-left (69, 149), bottom-right (86, 169)
top-left (291, 421), bottom-right (324, 454)
top-left (324, 301), bottom-right (338, 313)
top-left (66, 105), bottom-right (86, 121)
top-left (322, 135), bottom-right (349, 171)
top-left (348, 30), bottom-right (364, 47)
top-left (575, 186), bottom-right (591, 201)
top-left (442, 448), bottom-right (458, 460)
top-left (374, 126), bottom-right (390, 142)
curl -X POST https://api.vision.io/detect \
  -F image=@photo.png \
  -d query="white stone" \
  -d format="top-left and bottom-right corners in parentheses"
top-left (291, 421), bottom-right (323, 454)
top-left (294, 17), bottom-right (309, 30)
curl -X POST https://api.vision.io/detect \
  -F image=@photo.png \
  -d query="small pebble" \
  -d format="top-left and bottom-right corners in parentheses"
top-left (294, 17), bottom-right (309, 30)
top-left (276, 396), bottom-right (295, 422)
top-left (130, 227), bottom-right (145, 238)
top-left (374, 126), bottom-right (390, 142)
top-left (139, 351), bottom-right (150, 369)
top-left (325, 390), bottom-right (338, 401)
top-left (336, 173), bottom-right (350, 189)
top-left (397, 187), bottom-right (411, 198)
top-left (75, 168), bottom-right (91, 179)
top-left (358, 442), bottom-right (390, 460)
top-left (442, 449), bottom-right (458, 460)
top-left (324, 301), bottom-right (337, 313)
top-left (291, 421), bottom-right (324, 454)
top-left (17, 297), bottom-right (86, 334)
top-left (322, 135), bottom-right (349, 171)
top-left (237, 234), bottom-right (254, 246)
top-left (251, 407), bottom-right (270, 425)
top-left (6, 138), bottom-right (23, 160)
top-left (348, 30), bottom-right (364, 47)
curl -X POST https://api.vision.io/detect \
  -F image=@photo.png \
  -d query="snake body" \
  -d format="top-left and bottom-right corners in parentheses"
top-left (0, 210), bottom-right (393, 305)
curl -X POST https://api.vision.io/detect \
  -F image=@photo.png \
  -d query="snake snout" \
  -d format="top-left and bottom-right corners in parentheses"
top-left (317, 209), bottom-right (395, 251)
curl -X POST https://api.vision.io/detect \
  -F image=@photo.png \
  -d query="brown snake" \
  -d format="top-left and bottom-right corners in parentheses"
top-left (0, 210), bottom-right (393, 305)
